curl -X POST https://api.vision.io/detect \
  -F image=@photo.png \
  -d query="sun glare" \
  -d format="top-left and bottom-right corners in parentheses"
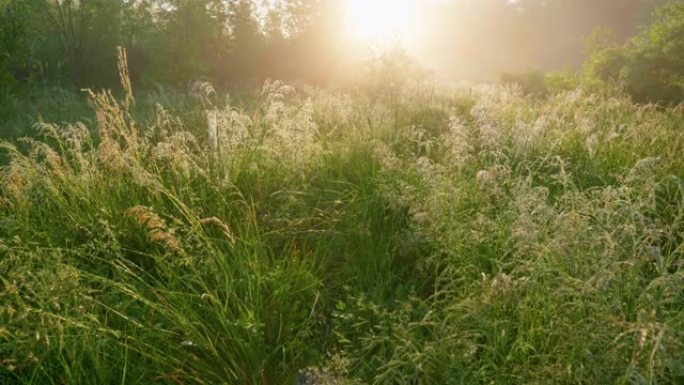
top-left (343, 0), bottom-right (415, 46)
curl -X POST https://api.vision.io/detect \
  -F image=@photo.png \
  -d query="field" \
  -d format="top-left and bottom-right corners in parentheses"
top-left (1, 72), bottom-right (683, 384)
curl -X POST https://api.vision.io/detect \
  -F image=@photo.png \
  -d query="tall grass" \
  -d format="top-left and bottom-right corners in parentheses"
top-left (1, 56), bottom-right (683, 384)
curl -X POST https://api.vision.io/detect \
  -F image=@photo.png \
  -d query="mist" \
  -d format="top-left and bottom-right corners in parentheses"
top-left (404, 0), bottom-right (672, 81)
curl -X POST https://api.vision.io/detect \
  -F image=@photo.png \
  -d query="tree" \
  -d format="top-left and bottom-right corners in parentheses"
top-left (36, 0), bottom-right (127, 86)
top-left (264, 4), bottom-right (287, 79)
top-left (153, 0), bottom-right (218, 85)
top-left (0, 0), bottom-right (51, 90)
top-left (622, 1), bottom-right (684, 104)
top-left (119, 0), bottom-right (156, 86)
top-left (225, 0), bottom-right (264, 83)
top-left (584, 1), bottom-right (684, 105)
top-left (0, 1), bottom-right (28, 89)
top-left (285, 0), bottom-right (346, 83)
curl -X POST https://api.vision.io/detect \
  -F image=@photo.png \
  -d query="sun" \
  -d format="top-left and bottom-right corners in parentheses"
top-left (343, 0), bottom-right (415, 46)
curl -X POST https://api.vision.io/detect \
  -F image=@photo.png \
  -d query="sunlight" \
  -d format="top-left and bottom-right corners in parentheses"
top-left (343, 0), bottom-right (415, 46)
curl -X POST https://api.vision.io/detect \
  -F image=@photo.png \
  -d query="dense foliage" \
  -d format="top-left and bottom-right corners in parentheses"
top-left (1, 51), bottom-right (684, 383)
top-left (584, 2), bottom-right (684, 105)
top-left (1, 1), bottom-right (684, 384)
top-left (0, 0), bottom-right (677, 93)
top-left (0, 0), bottom-right (348, 89)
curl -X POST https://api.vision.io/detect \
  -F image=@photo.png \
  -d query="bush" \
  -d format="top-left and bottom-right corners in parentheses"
top-left (499, 70), bottom-right (547, 96)
top-left (499, 71), bottom-right (579, 97)
top-left (544, 71), bottom-right (579, 94)
top-left (584, 2), bottom-right (684, 105)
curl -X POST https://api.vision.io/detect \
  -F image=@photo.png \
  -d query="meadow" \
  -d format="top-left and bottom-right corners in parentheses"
top-left (1, 61), bottom-right (683, 384)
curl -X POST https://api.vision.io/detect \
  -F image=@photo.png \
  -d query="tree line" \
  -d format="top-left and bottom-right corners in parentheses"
top-left (0, 0), bottom-right (352, 91)
top-left (496, 1), bottom-right (684, 105)
top-left (1, 0), bottom-right (682, 105)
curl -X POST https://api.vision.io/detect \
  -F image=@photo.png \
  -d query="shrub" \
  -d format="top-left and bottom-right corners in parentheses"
top-left (499, 70), bottom-right (547, 96)
top-left (543, 71), bottom-right (579, 94)
top-left (584, 2), bottom-right (684, 105)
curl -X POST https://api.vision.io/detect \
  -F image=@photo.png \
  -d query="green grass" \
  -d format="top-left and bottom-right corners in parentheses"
top-left (1, 79), bottom-right (683, 384)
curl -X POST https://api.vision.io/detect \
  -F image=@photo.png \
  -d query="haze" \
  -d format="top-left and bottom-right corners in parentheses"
top-left (354, 0), bottom-right (672, 81)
